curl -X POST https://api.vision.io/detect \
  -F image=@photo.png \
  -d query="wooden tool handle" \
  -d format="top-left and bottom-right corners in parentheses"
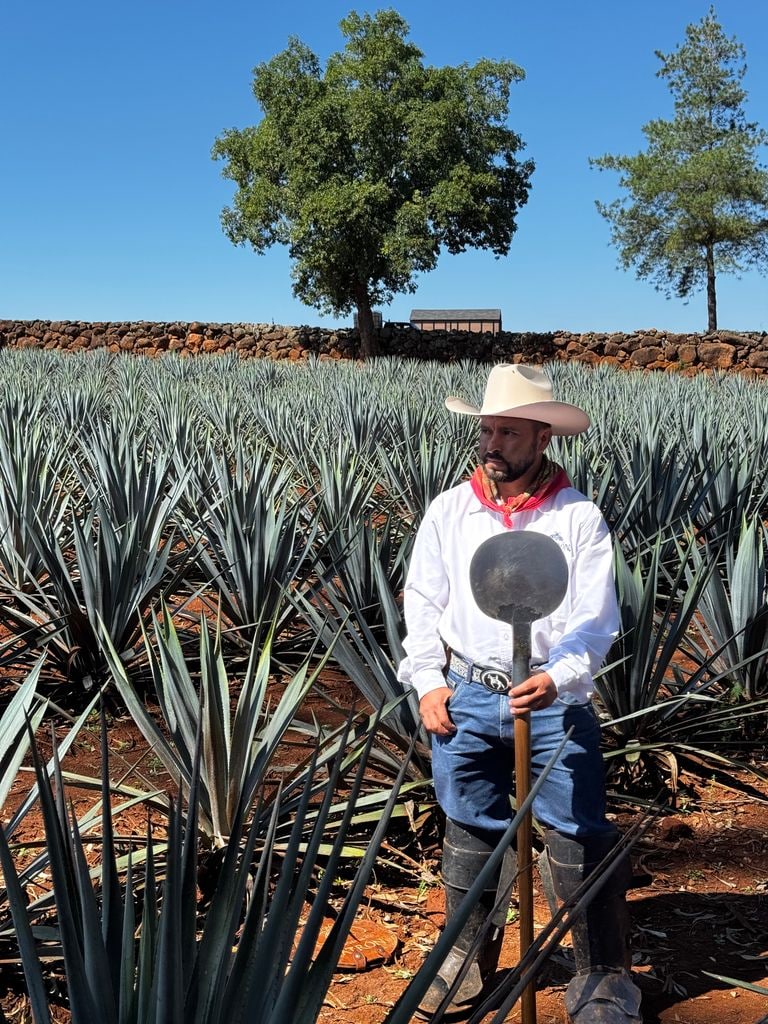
top-left (515, 710), bottom-right (536, 1024)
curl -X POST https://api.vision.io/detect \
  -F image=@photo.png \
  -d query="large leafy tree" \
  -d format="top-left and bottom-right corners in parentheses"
top-left (212, 9), bottom-right (533, 357)
top-left (592, 7), bottom-right (768, 331)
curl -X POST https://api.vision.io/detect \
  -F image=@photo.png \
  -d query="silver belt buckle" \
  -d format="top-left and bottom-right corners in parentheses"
top-left (479, 669), bottom-right (512, 694)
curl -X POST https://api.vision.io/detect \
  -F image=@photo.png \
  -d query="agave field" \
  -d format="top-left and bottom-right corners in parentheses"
top-left (0, 348), bottom-right (767, 1023)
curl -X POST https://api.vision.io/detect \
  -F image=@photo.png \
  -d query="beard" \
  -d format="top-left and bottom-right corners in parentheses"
top-left (482, 451), bottom-right (537, 483)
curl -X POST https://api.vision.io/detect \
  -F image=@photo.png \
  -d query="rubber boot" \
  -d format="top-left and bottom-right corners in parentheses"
top-left (544, 830), bottom-right (642, 1024)
top-left (417, 819), bottom-right (515, 1019)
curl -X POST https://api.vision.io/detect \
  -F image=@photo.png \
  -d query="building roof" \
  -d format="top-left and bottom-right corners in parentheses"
top-left (410, 308), bottom-right (502, 321)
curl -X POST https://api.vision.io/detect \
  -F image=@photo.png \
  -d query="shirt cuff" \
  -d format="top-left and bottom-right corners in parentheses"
top-left (407, 670), bottom-right (450, 701)
top-left (539, 658), bottom-right (577, 693)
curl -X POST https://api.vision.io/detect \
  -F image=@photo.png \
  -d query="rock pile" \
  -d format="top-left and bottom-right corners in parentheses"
top-left (1, 320), bottom-right (767, 373)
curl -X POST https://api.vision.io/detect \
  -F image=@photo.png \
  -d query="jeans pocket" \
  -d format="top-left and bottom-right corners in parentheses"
top-left (446, 671), bottom-right (467, 705)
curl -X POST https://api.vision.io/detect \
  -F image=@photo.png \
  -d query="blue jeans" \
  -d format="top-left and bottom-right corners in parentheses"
top-left (431, 668), bottom-right (613, 838)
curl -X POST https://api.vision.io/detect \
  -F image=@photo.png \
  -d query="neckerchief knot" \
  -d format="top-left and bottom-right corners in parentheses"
top-left (470, 456), bottom-right (570, 528)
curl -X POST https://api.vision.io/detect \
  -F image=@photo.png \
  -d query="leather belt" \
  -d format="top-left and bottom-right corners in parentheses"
top-left (448, 653), bottom-right (513, 694)
top-left (448, 652), bottom-right (545, 695)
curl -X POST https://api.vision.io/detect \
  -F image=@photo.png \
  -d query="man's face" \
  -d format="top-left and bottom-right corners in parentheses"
top-left (478, 416), bottom-right (551, 484)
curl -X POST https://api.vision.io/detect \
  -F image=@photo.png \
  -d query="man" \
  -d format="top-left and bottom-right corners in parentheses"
top-left (398, 364), bottom-right (641, 1022)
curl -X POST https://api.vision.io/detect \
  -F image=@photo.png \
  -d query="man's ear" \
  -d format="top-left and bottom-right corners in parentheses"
top-left (538, 428), bottom-right (552, 452)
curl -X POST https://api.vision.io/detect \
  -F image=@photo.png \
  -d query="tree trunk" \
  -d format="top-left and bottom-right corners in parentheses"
top-left (353, 286), bottom-right (378, 359)
top-left (706, 242), bottom-right (717, 332)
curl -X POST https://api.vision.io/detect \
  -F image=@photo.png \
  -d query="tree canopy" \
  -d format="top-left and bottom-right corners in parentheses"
top-left (592, 7), bottom-right (768, 332)
top-left (212, 9), bottom-right (533, 356)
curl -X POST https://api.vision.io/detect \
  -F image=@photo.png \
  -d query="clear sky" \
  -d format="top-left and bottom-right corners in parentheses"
top-left (2, 1), bottom-right (767, 332)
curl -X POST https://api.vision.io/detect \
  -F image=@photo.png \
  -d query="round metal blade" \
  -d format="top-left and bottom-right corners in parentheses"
top-left (469, 532), bottom-right (569, 625)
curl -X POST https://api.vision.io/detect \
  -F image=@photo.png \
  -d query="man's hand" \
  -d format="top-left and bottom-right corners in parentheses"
top-left (509, 672), bottom-right (557, 715)
top-left (419, 686), bottom-right (457, 736)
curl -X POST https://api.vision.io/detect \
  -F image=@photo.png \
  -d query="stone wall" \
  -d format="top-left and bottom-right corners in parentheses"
top-left (2, 320), bottom-right (767, 374)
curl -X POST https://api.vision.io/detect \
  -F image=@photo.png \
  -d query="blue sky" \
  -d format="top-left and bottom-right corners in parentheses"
top-left (3, 1), bottom-right (767, 332)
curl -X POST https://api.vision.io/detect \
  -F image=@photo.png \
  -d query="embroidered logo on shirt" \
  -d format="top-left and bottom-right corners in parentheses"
top-left (548, 531), bottom-right (572, 557)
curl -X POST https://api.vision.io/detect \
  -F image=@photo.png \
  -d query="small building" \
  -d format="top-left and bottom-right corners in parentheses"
top-left (409, 308), bottom-right (502, 335)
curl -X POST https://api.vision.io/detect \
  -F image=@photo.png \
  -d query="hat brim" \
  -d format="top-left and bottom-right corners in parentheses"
top-left (445, 397), bottom-right (590, 436)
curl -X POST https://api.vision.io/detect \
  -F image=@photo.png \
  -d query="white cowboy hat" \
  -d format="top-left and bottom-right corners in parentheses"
top-left (445, 363), bottom-right (589, 436)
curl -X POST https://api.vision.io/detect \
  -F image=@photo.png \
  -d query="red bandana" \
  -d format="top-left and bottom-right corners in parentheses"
top-left (470, 459), bottom-right (571, 529)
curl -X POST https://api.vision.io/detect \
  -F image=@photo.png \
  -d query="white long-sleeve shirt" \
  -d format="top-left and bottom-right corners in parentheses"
top-left (397, 481), bottom-right (620, 703)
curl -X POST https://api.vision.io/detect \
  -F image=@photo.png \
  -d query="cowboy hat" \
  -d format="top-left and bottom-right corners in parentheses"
top-left (445, 363), bottom-right (589, 436)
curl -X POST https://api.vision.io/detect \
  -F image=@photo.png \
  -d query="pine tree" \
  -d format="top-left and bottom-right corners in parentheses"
top-left (592, 7), bottom-right (768, 331)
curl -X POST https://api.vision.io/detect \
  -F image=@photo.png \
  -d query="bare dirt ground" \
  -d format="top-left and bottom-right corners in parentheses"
top-left (2, 690), bottom-right (767, 1024)
top-left (313, 768), bottom-right (768, 1024)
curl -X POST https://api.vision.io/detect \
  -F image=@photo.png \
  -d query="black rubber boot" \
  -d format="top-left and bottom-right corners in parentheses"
top-left (544, 830), bottom-right (642, 1024)
top-left (417, 819), bottom-right (515, 1019)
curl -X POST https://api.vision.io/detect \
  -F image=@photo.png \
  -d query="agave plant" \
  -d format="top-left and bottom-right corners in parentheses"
top-left (0, 656), bottom-right (48, 812)
top-left (292, 576), bottom-right (431, 777)
top-left (0, 428), bottom-right (192, 691)
top-left (0, 699), bottom-right (419, 1022)
top-left (179, 441), bottom-right (319, 656)
top-left (0, 394), bottom-right (72, 595)
top-left (310, 436), bottom-right (380, 525)
top-left (685, 515), bottom-right (768, 703)
top-left (376, 404), bottom-right (475, 522)
top-left (594, 533), bottom-right (768, 792)
top-left (688, 430), bottom-right (768, 546)
top-left (103, 608), bottom-right (313, 845)
top-left (0, 673), bottom-right (169, 980)
top-left (613, 437), bottom-right (711, 556)
top-left (102, 605), bottom-right (429, 853)
top-left (314, 512), bottom-right (411, 649)
top-left (2, 348), bottom-right (768, 813)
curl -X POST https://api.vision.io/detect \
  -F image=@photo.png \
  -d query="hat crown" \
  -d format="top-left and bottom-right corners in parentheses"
top-left (482, 364), bottom-right (553, 414)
